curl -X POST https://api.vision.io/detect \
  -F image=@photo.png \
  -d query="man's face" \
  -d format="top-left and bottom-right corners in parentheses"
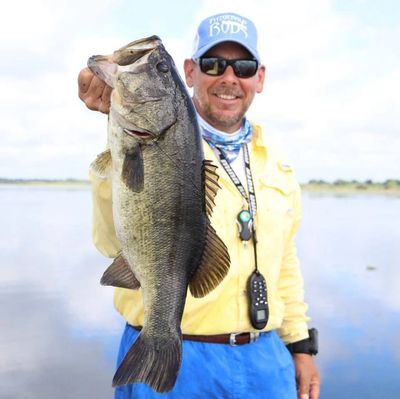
top-left (184, 41), bottom-right (265, 133)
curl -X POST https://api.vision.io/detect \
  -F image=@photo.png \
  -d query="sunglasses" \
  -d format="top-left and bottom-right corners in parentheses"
top-left (194, 57), bottom-right (259, 78)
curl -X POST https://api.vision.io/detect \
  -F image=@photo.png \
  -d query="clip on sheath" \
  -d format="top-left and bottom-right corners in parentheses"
top-left (237, 209), bottom-right (253, 241)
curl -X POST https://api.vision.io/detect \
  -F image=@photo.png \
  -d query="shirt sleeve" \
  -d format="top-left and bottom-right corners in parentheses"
top-left (89, 170), bottom-right (120, 258)
top-left (276, 183), bottom-right (310, 344)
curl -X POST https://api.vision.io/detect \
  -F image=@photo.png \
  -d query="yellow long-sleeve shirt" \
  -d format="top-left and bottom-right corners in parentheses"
top-left (90, 123), bottom-right (310, 344)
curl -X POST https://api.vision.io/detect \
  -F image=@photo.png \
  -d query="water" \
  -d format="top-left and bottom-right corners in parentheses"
top-left (0, 186), bottom-right (123, 399)
top-left (0, 186), bottom-right (399, 398)
top-left (298, 192), bottom-right (400, 399)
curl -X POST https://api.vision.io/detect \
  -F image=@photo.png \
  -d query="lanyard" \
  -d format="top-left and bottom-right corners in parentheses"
top-left (210, 142), bottom-right (260, 272)
top-left (215, 144), bottom-right (257, 219)
top-left (211, 141), bottom-right (269, 329)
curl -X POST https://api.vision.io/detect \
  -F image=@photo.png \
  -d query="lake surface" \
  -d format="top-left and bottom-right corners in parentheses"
top-left (0, 186), bottom-right (399, 398)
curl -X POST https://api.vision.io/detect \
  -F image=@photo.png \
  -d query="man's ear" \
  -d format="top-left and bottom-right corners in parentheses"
top-left (183, 59), bottom-right (195, 88)
top-left (256, 64), bottom-right (266, 94)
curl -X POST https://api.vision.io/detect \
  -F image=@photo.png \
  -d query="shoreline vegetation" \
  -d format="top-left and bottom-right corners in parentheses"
top-left (0, 178), bottom-right (90, 188)
top-left (302, 179), bottom-right (400, 194)
top-left (1, 178), bottom-right (400, 193)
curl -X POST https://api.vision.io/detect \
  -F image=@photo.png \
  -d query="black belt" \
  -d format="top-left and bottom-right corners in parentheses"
top-left (132, 326), bottom-right (261, 346)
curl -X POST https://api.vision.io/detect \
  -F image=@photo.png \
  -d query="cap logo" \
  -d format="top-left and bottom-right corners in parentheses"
top-left (209, 14), bottom-right (248, 38)
top-left (192, 12), bottom-right (259, 61)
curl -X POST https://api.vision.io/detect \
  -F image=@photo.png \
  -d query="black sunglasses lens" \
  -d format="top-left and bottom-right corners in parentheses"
top-left (199, 58), bottom-right (258, 78)
top-left (200, 58), bottom-right (225, 75)
top-left (233, 60), bottom-right (258, 78)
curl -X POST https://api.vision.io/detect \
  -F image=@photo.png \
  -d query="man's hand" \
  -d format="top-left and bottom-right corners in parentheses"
top-left (78, 68), bottom-right (112, 114)
top-left (293, 353), bottom-right (320, 399)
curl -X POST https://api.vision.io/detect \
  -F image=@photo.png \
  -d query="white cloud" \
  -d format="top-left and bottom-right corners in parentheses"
top-left (0, 0), bottom-right (398, 181)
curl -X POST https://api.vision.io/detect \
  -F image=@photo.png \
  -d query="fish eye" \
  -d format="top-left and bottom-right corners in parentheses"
top-left (156, 61), bottom-right (169, 73)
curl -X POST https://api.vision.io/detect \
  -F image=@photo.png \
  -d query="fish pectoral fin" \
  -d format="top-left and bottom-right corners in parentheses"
top-left (100, 253), bottom-right (141, 289)
top-left (189, 221), bottom-right (231, 298)
top-left (202, 160), bottom-right (221, 217)
top-left (90, 149), bottom-right (112, 179)
top-left (122, 145), bottom-right (144, 192)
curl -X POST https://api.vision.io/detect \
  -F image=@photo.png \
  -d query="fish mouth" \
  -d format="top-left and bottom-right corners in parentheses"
top-left (123, 128), bottom-right (153, 140)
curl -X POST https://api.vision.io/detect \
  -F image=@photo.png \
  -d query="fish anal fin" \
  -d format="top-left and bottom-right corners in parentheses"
top-left (90, 149), bottom-right (112, 179)
top-left (189, 222), bottom-right (230, 298)
top-left (101, 253), bottom-right (140, 290)
top-left (202, 160), bottom-right (220, 217)
top-left (122, 145), bottom-right (144, 192)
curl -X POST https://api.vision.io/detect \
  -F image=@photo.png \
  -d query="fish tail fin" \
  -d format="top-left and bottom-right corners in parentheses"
top-left (112, 331), bottom-right (182, 393)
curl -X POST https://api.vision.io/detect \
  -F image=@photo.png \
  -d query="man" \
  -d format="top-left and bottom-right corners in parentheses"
top-left (79, 12), bottom-right (320, 399)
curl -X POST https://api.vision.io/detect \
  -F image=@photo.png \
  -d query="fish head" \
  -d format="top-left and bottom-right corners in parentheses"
top-left (88, 36), bottom-right (185, 143)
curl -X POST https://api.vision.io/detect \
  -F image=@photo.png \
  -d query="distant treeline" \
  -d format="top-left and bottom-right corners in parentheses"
top-left (1, 178), bottom-right (399, 190)
top-left (306, 179), bottom-right (400, 190)
top-left (0, 177), bottom-right (400, 188)
top-left (0, 178), bottom-right (89, 184)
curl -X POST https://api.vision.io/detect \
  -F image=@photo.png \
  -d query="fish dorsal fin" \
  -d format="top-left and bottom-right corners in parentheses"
top-left (189, 221), bottom-right (230, 298)
top-left (101, 253), bottom-right (141, 290)
top-left (202, 160), bottom-right (220, 216)
top-left (90, 149), bottom-right (112, 179)
top-left (122, 144), bottom-right (144, 192)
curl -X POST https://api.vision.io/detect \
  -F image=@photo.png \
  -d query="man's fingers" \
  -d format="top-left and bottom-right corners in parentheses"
top-left (78, 67), bottom-right (111, 113)
top-left (298, 383), bottom-right (310, 399)
top-left (310, 375), bottom-right (321, 399)
top-left (293, 353), bottom-right (320, 399)
top-left (297, 373), bottom-right (320, 399)
top-left (99, 84), bottom-right (112, 113)
top-left (78, 68), bottom-right (94, 97)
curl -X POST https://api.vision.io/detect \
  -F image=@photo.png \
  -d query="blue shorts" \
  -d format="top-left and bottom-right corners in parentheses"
top-left (115, 324), bottom-right (296, 399)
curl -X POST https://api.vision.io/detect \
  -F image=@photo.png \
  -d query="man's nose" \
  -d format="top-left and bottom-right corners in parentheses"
top-left (220, 65), bottom-right (238, 82)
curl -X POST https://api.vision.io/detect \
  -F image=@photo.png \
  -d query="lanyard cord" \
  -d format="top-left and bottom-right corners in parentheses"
top-left (210, 143), bottom-right (259, 273)
top-left (216, 144), bottom-right (257, 217)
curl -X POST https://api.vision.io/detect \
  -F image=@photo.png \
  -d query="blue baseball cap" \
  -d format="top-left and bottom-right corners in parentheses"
top-left (192, 12), bottom-right (260, 62)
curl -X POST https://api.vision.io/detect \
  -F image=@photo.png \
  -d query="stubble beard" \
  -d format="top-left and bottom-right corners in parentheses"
top-left (198, 101), bottom-right (247, 132)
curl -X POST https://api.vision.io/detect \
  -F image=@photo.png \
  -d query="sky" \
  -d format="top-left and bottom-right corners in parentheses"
top-left (0, 0), bottom-right (399, 183)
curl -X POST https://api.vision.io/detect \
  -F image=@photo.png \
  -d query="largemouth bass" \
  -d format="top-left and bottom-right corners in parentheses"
top-left (88, 36), bottom-right (230, 393)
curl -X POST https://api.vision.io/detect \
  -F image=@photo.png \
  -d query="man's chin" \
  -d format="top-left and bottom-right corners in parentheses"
top-left (205, 109), bottom-right (243, 130)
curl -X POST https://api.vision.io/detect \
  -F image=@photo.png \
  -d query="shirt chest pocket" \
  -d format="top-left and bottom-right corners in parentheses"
top-left (255, 174), bottom-right (297, 241)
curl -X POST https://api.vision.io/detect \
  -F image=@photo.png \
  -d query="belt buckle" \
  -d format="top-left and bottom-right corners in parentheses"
top-left (229, 332), bottom-right (260, 346)
top-left (229, 333), bottom-right (240, 346)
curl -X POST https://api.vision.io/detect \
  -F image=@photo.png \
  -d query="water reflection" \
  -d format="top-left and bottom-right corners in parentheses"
top-left (0, 187), bottom-right (399, 398)
top-left (298, 192), bottom-right (400, 398)
top-left (0, 186), bottom-right (124, 399)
